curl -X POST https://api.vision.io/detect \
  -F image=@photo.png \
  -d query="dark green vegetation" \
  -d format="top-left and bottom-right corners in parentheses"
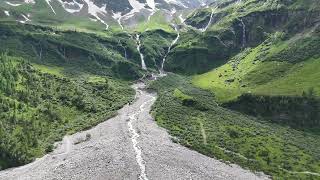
top-left (0, 53), bottom-right (134, 170)
top-left (0, 22), bottom-right (147, 170)
top-left (149, 74), bottom-right (320, 179)
top-left (0, 0), bottom-right (319, 179)
top-left (165, 29), bottom-right (235, 74)
top-left (0, 22), bottom-right (145, 80)
top-left (225, 94), bottom-right (320, 128)
top-left (193, 30), bottom-right (320, 102)
top-left (139, 29), bottom-right (176, 69)
top-left (159, 1), bottom-right (320, 179)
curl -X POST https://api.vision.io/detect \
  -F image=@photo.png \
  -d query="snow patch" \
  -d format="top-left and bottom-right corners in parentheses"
top-left (5, 2), bottom-right (22, 6)
top-left (19, 14), bottom-right (31, 24)
top-left (57, 0), bottom-right (84, 13)
top-left (4, 10), bottom-right (10, 16)
top-left (146, 0), bottom-right (155, 10)
top-left (123, 0), bottom-right (145, 20)
top-left (112, 12), bottom-right (123, 30)
top-left (170, 8), bottom-right (176, 15)
top-left (24, 0), bottom-right (35, 4)
top-left (179, 14), bottom-right (185, 24)
top-left (82, 0), bottom-right (109, 29)
top-left (89, 18), bottom-right (98, 22)
top-left (163, 0), bottom-right (188, 8)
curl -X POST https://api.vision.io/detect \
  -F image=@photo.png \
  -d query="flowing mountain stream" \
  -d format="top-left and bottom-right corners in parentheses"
top-left (136, 34), bottom-right (147, 70)
top-left (0, 82), bottom-right (268, 180)
top-left (161, 24), bottom-right (180, 73)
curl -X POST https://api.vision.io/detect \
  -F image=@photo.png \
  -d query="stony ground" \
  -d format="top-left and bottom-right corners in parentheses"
top-left (0, 83), bottom-right (269, 180)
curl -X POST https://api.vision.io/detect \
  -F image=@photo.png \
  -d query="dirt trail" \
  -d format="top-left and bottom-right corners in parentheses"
top-left (0, 82), bottom-right (269, 180)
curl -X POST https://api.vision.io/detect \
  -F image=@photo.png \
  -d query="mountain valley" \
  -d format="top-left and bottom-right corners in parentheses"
top-left (0, 0), bottom-right (319, 179)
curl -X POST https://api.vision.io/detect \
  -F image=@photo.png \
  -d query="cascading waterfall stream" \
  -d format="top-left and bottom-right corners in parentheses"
top-left (160, 24), bottom-right (180, 74)
top-left (136, 34), bottom-right (147, 70)
top-left (240, 18), bottom-right (246, 48)
top-left (201, 7), bottom-right (216, 32)
top-left (118, 17), bottom-right (124, 30)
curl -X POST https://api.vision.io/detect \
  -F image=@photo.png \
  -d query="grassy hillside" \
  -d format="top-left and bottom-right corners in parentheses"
top-left (0, 22), bottom-right (144, 80)
top-left (0, 53), bottom-right (134, 170)
top-left (139, 29), bottom-right (176, 69)
top-left (149, 74), bottom-right (320, 179)
top-left (136, 10), bottom-right (175, 33)
top-left (193, 30), bottom-right (320, 102)
top-left (0, 21), bottom-right (164, 170)
top-left (165, 0), bottom-right (320, 75)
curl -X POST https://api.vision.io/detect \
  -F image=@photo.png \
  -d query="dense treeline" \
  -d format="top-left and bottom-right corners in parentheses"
top-left (0, 53), bottom-right (134, 170)
top-left (225, 93), bottom-right (320, 128)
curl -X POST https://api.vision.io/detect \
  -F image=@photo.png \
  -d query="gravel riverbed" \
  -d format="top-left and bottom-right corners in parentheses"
top-left (0, 82), bottom-right (269, 180)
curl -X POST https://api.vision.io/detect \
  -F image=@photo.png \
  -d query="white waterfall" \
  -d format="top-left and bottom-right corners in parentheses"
top-left (136, 34), bottom-right (147, 70)
top-left (160, 24), bottom-right (180, 73)
top-left (200, 7), bottom-right (216, 32)
top-left (240, 18), bottom-right (246, 48)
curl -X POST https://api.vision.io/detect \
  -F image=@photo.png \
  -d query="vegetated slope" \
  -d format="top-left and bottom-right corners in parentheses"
top-left (149, 74), bottom-right (320, 179)
top-left (181, 0), bottom-right (320, 128)
top-left (192, 25), bottom-right (320, 128)
top-left (0, 22), bottom-right (147, 170)
top-left (0, 22), bottom-right (144, 79)
top-left (0, 53), bottom-right (135, 170)
top-left (139, 29), bottom-right (176, 69)
top-left (193, 29), bottom-right (320, 101)
top-left (165, 0), bottom-right (320, 75)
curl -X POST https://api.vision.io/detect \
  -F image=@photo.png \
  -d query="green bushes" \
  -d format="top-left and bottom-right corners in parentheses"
top-left (0, 22), bottom-right (143, 78)
top-left (225, 94), bottom-right (320, 128)
top-left (0, 54), bottom-right (134, 170)
top-left (268, 35), bottom-right (320, 63)
top-left (149, 74), bottom-right (320, 179)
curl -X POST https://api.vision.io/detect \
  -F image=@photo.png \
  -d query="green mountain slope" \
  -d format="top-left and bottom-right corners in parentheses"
top-left (193, 29), bottom-right (320, 102)
top-left (0, 53), bottom-right (134, 170)
top-left (165, 0), bottom-right (320, 75)
top-left (149, 74), bottom-right (320, 179)
top-left (0, 22), bottom-right (146, 170)
top-left (0, 22), bottom-right (144, 79)
top-left (147, 0), bottom-right (320, 179)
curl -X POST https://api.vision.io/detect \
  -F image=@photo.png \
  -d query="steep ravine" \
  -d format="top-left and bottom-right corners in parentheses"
top-left (0, 82), bottom-right (268, 180)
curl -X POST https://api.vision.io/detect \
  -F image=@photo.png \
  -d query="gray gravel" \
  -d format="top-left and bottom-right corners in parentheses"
top-left (0, 82), bottom-right (269, 180)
